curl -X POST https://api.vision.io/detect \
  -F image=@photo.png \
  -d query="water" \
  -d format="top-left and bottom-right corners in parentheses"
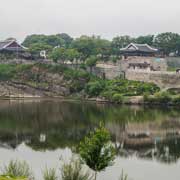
top-left (0, 99), bottom-right (180, 180)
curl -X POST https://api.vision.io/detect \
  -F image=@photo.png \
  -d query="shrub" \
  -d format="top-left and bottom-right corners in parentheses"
top-left (85, 81), bottom-right (105, 97)
top-left (154, 91), bottom-right (172, 104)
top-left (1, 160), bottom-right (34, 180)
top-left (43, 167), bottom-right (58, 180)
top-left (172, 95), bottom-right (180, 105)
top-left (61, 158), bottom-right (93, 180)
top-left (112, 94), bottom-right (124, 103)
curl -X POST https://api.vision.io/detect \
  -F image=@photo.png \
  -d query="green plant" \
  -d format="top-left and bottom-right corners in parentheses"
top-left (1, 160), bottom-right (34, 180)
top-left (119, 170), bottom-right (128, 180)
top-left (61, 158), bottom-right (93, 180)
top-left (43, 167), bottom-right (58, 180)
top-left (85, 81), bottom-right (105, 97)
top-left (79, 123), bottom-right (115, 180)
top-left (112, 94), bottom-right (124, 103)
top-left (0, 175), bottom-right (28, 180)
top-left (154, 91), bottom-right (172, 104)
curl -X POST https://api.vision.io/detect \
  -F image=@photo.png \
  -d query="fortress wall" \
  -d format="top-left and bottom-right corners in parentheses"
top-left (126, 70), bottom-right (180, 89)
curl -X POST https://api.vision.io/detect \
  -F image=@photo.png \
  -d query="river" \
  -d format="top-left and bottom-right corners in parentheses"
top-left (0, 99), bottom-right (180, 180)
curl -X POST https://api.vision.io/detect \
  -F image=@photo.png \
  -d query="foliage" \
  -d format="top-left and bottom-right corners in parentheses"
top-left (85, 78), bottom-right (160, 100)
top-left (135, 35), bottom-right (154, 45)
top-left (15, 31), bottom-right (180, 61)
top-left (79, 124), bottom-right (115, 180)
top-left (0, 64), bottom-right (32, 80)
top-left (154, 32), bottom-right (180, 55)
top-left (28, 43), bottom-right (53, 56)
top-left (144, 91), bottom-right (172, 104)
top-left (86, 56), bottom-right (98, 68)
top-left (43, 167), bottom-right (58, 180)
top-left (1, 160), bottom-right (34, 180)
top-left (85, 80), bottom-right (105, 97)
top-left (61, 158), bottom-right (93, 180)
top-left (0, 175), bottom-right (27, 180)
top-left (112, 94), bottom-right (124, 103)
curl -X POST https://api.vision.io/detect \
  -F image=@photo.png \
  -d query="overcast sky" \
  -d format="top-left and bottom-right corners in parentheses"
top-left (0, 0), bottom-right (180, 41)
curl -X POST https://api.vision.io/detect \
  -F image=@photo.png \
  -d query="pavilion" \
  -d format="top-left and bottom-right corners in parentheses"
top-left (120, 43), bottom-right (158, 57)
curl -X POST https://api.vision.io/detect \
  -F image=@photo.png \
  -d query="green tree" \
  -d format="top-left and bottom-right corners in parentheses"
top-left (111, 35), bottom-right (134, 56)
top-left (86, 56), bottom-right (98, 73)
top-left (65, 48), bottom-right (81, 63)
top-left (50, 47), bottom-right (66, 63)
top-left (154, 32), bottom-right (180, 55)
top-left (135, 35), bottom-right (154, 45)
top-left (79, 124), bottom-right (115, 180)
top-left (71, 36), bottom-right (96, 60)
top-left (28, 43), bottom-right (53, 56)
top-left (57, 33), bottom-right (73, 48)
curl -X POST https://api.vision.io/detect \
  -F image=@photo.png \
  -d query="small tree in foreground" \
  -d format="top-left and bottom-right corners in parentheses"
top-left (79, 124), bottom-right (115, 180)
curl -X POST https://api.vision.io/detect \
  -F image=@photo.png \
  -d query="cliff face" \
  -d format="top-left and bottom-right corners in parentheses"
top-left (0, 64), bottom-right (89, 98)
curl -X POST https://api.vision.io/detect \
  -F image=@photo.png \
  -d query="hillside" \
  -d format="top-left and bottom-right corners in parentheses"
top-left (0, 63), bottom-right (159, 101)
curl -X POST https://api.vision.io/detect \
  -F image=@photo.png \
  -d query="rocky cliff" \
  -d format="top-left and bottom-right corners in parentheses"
top-left (0, 63), bottom-right (89, 98)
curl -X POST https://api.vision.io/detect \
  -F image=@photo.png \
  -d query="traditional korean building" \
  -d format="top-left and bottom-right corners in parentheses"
top-left (120, 43), bottom-right (158, 57)
top-left (0, 39), bottom-right (27, 52)
top-left (120, 43), bottom-right (167, 72)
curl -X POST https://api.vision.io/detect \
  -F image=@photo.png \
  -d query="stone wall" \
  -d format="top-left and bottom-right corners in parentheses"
top-left (121, 57), bottom-right (167, 71)
top-left (126, 70), bottom-right (180, 89)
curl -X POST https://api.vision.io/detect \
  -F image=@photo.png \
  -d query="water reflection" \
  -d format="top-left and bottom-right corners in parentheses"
top-left (0, 100), bottom-right (180, 164)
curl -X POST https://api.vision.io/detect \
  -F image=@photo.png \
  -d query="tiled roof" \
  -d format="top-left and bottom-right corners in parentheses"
top-left (0, 40), bottom-right (11, 50)
top-left (120, 43), bottom-right (158, 53)
top-left (0, 39), bottom-right (27, 51)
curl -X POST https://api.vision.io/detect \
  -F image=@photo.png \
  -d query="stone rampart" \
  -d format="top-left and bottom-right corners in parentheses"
top-left (126, 70), bottom-right (180, 89)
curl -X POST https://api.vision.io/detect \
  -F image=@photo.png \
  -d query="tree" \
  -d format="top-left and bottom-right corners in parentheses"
top-left (65, 48), bottom-right (80, 64)
top-left (57, 33), bottom-right (73, 48)
top-left (135, 35), bottom-right (154, 45)
top-left (111, 35), bottom-right (134, 56)
top-left (79, 124), bottom-right (115, 180)
top-left (28, 43), bottom-right (53, 57)
top-left (154, 32), bottom-right (180, 55)
top-left (50, 47), bottom-right (66, 63)
top-left (86, 55), bottom-right (98, 73)
top-left (71, 36), bottom-right (96, 60)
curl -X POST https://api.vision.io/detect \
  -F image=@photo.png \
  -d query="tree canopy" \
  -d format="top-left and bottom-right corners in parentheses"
top-left (21, 32), bottom-right (180, 60)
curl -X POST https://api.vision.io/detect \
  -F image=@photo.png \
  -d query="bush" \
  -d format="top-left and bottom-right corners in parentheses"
top-left (144, 91), bottom-right (173, 105)
top-left (1, 160), bottom-right (34, 180)
top-left (85, 81), bottom-right (105, 97)
top-left (172, 95), bottom-right (180, 105)
top-left (61, 158), bottom-right (93, 180)
top-left (154, 91), bottom-right (172, 104)
top-left (112, 94), bottom-right (124, 103)
top-left (43, 167), bottom-right (58, 180)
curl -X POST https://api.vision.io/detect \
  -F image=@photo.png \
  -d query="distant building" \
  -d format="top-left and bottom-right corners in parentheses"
top-left (0, 39), bottom-right (27, 52)
top-left (120, 43), bottom-right (167, 72)
top-left (120, 43), bottom-right (158, 57)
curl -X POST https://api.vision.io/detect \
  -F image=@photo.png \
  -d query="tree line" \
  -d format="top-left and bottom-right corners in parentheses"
top-left (22, 32), bottom-right (180, 64)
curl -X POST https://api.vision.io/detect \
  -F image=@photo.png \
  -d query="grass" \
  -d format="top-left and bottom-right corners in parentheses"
top-left (1, 160), bottom-right (34, 180)
top-left (43, 167), bottom-right (58, 180)
top-left (61, 158), bottom-right (93, 180)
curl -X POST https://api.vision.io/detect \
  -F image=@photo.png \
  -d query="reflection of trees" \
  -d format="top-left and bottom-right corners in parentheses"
top-left (0, 100), bottom-right (180, 162)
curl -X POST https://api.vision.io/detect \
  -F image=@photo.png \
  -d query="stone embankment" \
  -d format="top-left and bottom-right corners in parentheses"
top-left (125, 70), bottom-right (180, 89)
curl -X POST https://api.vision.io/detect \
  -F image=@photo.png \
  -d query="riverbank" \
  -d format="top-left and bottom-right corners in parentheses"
top-left (0, 63), bottom-right (179, 106)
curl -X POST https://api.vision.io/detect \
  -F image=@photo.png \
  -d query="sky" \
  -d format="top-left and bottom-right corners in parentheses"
top-left (0, 0), bottom-right (180, 41)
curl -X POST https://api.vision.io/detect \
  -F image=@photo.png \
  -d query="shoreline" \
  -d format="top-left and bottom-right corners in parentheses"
top-left (0, 95), bottom-right (180, 107)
